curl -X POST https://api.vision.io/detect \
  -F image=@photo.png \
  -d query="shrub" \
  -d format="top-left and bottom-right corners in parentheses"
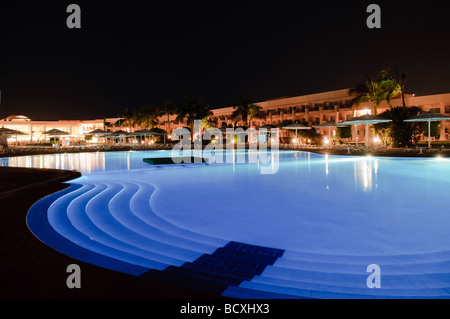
top-left (374, 106), bottom-right (425, 147)
top-left (337, 125), bottom-right (352, 139)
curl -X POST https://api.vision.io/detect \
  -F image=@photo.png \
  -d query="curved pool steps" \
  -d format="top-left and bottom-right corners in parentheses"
top-left (40, 186), bottom-right (167, 274)
top-left (66, 182), bottom-right (205, 267)
top-left (29, 180), bottom-right (450, 299)
top-left (48, 183), bottom-right (173, 270)
top-left (131, 181), bottom-right (227, 247)
top-left (109, 181), bottom-right (221, 254)
top-left (42, 180), bottom-right (228, 271)
top-left (84, 182), bottom-right (198, 264)
top-left (47, 183), bottom-right (95, 235)
top-left (31, 184), bottom-right (163, 275)
top-left (104, 181), bottom-right (214, 261)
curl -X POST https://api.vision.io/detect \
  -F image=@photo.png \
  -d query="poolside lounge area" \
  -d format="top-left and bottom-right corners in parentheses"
top-left (1, 142), bottom-right (450, 159)
top-left (278, 143), bottom-right (450, 157)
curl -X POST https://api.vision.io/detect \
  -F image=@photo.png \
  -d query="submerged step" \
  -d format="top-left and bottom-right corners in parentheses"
top-left (143, 157), bottom-right (208, 165)
top-left (140, 241), bottom-right (285, 294)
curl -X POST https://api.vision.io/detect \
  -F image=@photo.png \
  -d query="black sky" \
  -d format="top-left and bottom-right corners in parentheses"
top-left (1, 0), bottom-right (450, 120)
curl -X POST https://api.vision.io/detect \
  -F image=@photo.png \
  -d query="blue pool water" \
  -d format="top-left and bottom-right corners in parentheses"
top-left (3, 150), bottom-right (450, 298)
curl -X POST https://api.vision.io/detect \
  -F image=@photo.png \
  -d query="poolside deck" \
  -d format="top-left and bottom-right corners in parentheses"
top-left (1, 143), bottom-right (449, 159)
top-left (279, 144), bottom-right (450, 157)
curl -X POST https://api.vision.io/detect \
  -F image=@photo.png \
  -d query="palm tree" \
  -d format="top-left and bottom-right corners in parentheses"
top-left (175, 95), bottom-right (213, 141)
top-left (390, 65), bottom-right (408, 108)
top-left (160, 100), bottom-right (176, 128)
top-left (349, 66), bottom-right (407, 114)
top-left (248, 104), bottom-right (264, 126)
top-left (349, 74), bottom-right (382, 115)
top-left (231, 96), bottom-right (262, 127)
top-left (118, 107), bottom-right (140, 130)
top-left (202, 116), bottom-right (218, 129)
top-left (377, 66), bottom-right (404, 107)
top-left (349, 71), bottom-right (399, 115)
top-left (138, 105), bottom-right (160, 129)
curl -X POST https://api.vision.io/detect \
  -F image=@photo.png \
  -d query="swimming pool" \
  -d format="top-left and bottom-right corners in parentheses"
top-left (4, 150), bottom-right (450, 298)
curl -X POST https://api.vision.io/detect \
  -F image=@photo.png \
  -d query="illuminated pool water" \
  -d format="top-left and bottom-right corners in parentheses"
top-left (3, 150), bottom-right (450, 298)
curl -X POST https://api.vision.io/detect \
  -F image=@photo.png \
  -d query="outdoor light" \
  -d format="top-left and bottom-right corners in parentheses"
top-left (323, 137), bottom-right (329, 144)
top-left (292, 138), bottom-right (298, 144)
top-left (373, 136), bottom-right (380, 143)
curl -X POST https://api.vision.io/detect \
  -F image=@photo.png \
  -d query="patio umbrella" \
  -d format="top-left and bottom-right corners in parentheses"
top-left (43, 128), bottom-right (69, 144)
top-left (123, 131), bottom-right (142, 144)
top-left (404, 111), bottom-right (450, 148)
top-left (133, 128), bottom-right (153, 135)
top-left (85, 129), bottom-right (110, 143)
top-left (108, 130), bottom-right (128, 144)
top-left (132, 129), bottom-right (154, 144)
top-left (149, 128), bottom-right (168, 135)
top-left (5, 129), bottom-right (27, 136)
top-left (313, 120), bottom-right (347, 140)
top-left (86, 129), bottom-right (109, 135)
top-left (172, 127), bottom-right (191, 134)
top-left (0, 128), bottom-right (28, 144)
top-left (282, 122), bottom-right (311, 140)
top-left (149, 128), bottom-right (168, 143)
top-left (0, 127), bottom-right (16, 135)
top-left (44, 128), bottom-right (70, 135)
top-left (339, 114), bottom-right (392, 146)
top-left (109, 130), bottom-right (128, 136)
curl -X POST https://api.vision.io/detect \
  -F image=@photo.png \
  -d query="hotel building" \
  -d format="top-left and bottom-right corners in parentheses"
top-left (168, 88), bottom-right (450, 143)
top-left (0, 115), bottom-right (120, 145)
top-left (1, 88), bottom-right (450, 145)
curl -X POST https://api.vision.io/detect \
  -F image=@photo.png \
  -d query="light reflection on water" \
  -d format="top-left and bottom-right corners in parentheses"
top-left (0, 150), bottom-right (448, 196)
top-left (0, 152), bottom-right (107, 173)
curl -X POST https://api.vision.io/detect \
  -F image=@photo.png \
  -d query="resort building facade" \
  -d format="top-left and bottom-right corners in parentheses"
top-left (165, 88), bottom-right (450, 144)
top-left (0, 115), bottom-right (120, 145)
top-left (1, 88), bottom-right (450, 145)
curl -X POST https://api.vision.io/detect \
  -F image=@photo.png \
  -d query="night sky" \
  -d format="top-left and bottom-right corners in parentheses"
top-left (1, 0), bottom-right (450, 120)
